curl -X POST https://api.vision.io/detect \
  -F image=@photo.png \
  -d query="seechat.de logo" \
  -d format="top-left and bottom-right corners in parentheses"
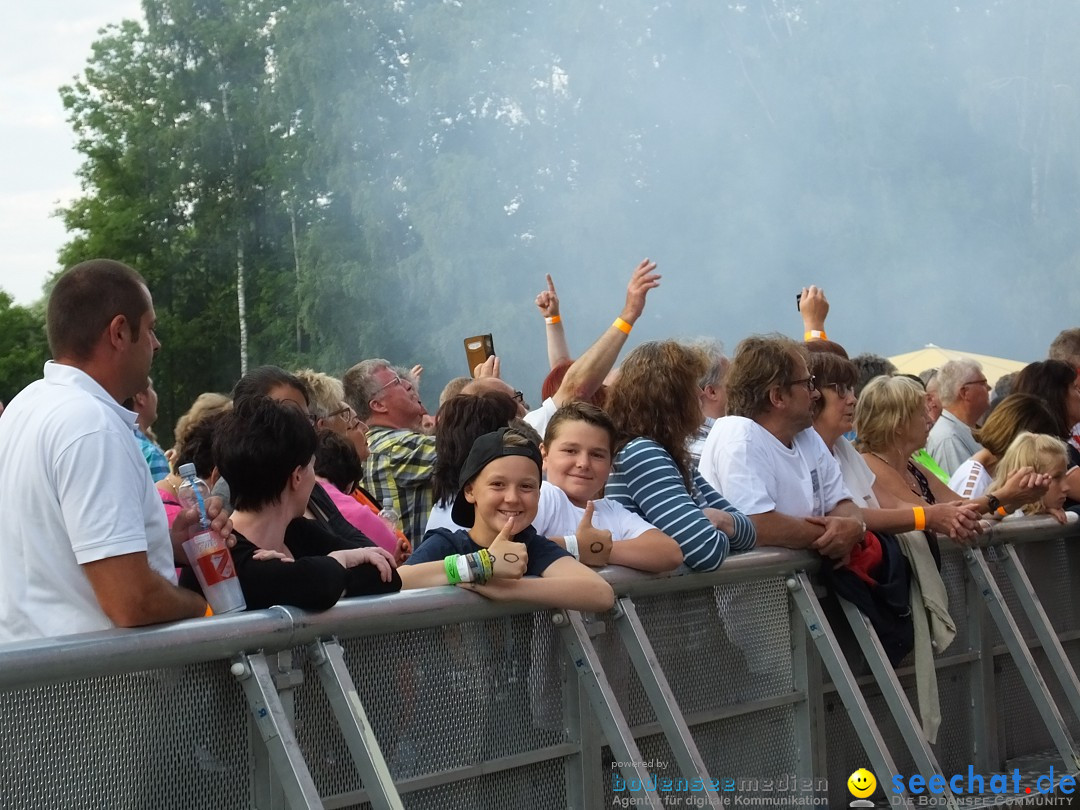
top-left (848, 767), bottom-right (877, 807)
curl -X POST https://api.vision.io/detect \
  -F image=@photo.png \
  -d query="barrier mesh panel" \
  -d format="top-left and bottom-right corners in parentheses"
top-left (402, 757), bottom-right (566, 810)
top-left (0, 661), bottom-right (249, 810)
top-left (292, 613), bottom-right (568, 803)
top-left (635, 579), bottom-right (794, 712)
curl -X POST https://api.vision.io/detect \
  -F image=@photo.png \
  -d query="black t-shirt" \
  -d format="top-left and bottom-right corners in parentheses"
top-left (181, 519), bottom-right (401, 611)
top-left (405, 525), bottom-right (571, 577)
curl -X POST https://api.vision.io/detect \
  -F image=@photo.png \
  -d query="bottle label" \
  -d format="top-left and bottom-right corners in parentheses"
top-left (196, 548), bottom-right (236, 587)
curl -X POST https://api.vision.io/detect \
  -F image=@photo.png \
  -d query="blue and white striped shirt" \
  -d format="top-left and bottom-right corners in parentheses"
top-left (606, 437), bottom-right (755, 571)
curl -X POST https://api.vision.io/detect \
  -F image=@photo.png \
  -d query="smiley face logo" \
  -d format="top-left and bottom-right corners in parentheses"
top-left (847, 768), bottom-right (877, 798)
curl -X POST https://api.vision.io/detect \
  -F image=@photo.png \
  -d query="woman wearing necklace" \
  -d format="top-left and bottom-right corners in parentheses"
top-left (808, 352), bottom-right (980, 541)
top-left (857, 375), bottom-right (1051, 565)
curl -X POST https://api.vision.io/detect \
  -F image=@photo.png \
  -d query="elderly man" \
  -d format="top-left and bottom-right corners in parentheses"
top-left (686, 338), bottom-right (729, 470)
top-left (698, 334), bottom-right (864, 559)
top-left (925, 359), bottom-right (989, 475)
top-left (0, 260), bottom-right (226, 642)
top-left (343, 359), bottom-right (435, 546)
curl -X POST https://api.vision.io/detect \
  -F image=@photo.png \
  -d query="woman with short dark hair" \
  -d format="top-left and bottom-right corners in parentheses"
top-left (200, 397), bottom-right (400, 611)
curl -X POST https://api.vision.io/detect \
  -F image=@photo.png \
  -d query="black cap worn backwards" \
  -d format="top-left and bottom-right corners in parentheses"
top-left (450, 428), bottom-right (543, 527)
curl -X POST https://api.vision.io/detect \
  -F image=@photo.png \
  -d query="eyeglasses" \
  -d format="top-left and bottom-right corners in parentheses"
top-left (960, 378), bottom-right (990, 390)
top-left (326, 405), bottom-right (353, 422)
top-left (377, 375), bottom-right (404, 393)
top-left (512, 390), bottom-right (525, 404)
top-left (788, 375), bottom-right (817, 392)
top-left (822, 382), bottom-right (853, 398)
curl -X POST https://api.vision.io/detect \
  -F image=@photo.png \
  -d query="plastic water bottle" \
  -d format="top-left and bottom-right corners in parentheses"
top-left (177, 463), bottom-right (245, 615)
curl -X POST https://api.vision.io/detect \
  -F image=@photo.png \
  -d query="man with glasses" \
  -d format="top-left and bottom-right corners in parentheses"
top-left (343, 358), bottom-right (436, 547)
top-left (698, 334), bottom-right (864, 558)
top-left (926, 359), bottom-right (989, 476)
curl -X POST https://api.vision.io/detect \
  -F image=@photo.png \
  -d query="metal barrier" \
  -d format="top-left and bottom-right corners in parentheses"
top-left (1, 517), bottom-right (1078, 809)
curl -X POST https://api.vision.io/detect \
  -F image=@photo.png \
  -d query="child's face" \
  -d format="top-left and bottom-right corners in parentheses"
top-left (464, 455), bottom-right (541, 538)
top-left (1042, 454), bottom-right (1069, 511)
top-left (542, 421), bottom-right (613, 508)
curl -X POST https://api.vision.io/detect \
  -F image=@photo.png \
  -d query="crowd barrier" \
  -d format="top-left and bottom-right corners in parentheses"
top-left (1, 516), bottom-right (1079, 809)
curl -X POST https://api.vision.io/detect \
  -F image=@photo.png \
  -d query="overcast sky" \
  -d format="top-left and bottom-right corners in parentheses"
top-left (0, 1), bottom-right (141, 306)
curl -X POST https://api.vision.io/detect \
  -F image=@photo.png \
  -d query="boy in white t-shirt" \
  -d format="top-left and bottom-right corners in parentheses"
top-left (539, 402), bottom-right (683, 572)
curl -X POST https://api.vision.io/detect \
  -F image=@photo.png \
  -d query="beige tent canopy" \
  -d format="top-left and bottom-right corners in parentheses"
top-left (887, 344), bottom-right (1029, 388)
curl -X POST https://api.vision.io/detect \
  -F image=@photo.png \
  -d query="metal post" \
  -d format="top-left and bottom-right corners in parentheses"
top-left (307, 639), bottom-right (405, 810)
top-left (787, 573), bottom-right (914, 810)
top-left (554, 610), bottom-right (663, 808)
top-left (839, 599), bottom-right (958, 809)
top-left (790, 590), bottom-right (826, 794)
top-left (612, 597), bottom-right (721, 805)
top-left (563, 640), bottom-right (603, 810)
top-left (965, 562), bottom-right (999, 774)
top-left (964, 548), bottom-right (1080, 772)
top-left (996, 544), bottom-right (1080, 726)
top-left (233, 652), bottom-right (325, 810)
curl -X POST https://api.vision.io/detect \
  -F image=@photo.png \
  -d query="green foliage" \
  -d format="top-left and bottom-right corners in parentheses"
top-left (0, 293), bottom-right (48, 404)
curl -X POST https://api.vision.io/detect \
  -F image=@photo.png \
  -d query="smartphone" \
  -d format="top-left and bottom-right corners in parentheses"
top-left (464, 334), bottom-right (495, 375)
top-left (796, 293), bottom-right (802, 312)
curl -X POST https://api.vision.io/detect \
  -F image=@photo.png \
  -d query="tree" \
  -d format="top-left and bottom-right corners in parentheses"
top-left (0, 292), bottom-right (48, 404)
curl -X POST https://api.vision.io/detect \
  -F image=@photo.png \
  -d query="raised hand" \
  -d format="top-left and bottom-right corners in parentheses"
top-left (488, 516), bottom-right (528, 579)
top-left (620, 258), bottom-right (661, 324)
top-left (575, 500), bottom-right (613, 566)
top-left (473, 355), bottom-right (501, 379)
top-left (535, 274), bottom-right (560, 318)
top-left (798, 285), bottom-right (830, 332)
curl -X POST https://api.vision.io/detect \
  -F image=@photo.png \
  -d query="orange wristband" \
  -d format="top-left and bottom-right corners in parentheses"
top-left (912, 506), bottom-right (926, 531)
top-left (613, 317), bottom-right (632, 334)
top-left (544, 315), bottom-right (561, 325)
top-left (996, 506), bottom-right (1008, 517)
top-left (804, 330), bottom-right (827, 341)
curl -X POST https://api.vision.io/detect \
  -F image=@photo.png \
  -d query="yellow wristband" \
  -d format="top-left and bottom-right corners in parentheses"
top-left (544, 315), bottom-right (561, 325)
top-left (613, 317), bottom-right (632, 334)
top-left (804, 330), bottom-right (827, 341)
top-left (912, 506), bottom-right (926, 531)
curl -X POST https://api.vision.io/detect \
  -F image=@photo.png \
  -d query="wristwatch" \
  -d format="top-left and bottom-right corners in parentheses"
top-left (985, 494), bottom-right (1002, 514)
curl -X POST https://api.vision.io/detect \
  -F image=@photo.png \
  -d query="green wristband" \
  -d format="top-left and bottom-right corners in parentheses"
top-left (445, 554), bottom-right (461, 585)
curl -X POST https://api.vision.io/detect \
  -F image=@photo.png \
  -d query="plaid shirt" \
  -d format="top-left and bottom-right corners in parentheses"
top-left (363, 426), bottom-right (437, 547)
top-left (135, 428), bottom-right (170, 483)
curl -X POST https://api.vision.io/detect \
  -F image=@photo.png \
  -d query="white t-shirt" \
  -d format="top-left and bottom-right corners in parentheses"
top-left (523, 397), bottom-right (559, 440)
top-left (0, 363), bottom-right (177, 643)
top-left (423, 481), bottom-right (656, 540)
top-left (949, 459), bottom-right (992, 499)
top-left (699, 416), bottom-right (852, 518)
top-left (832, 436), bottom-right (880, 509)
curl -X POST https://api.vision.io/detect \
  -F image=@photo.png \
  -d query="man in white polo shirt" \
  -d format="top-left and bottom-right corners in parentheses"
top-left (699, 334), bottom-right (864, 560)
top-left (0, 259), bottom-right (228, 643)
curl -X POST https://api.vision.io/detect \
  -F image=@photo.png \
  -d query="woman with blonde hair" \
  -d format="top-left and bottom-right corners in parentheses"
top-left (605, 340), bottom-right (755, 571)
top-left (858, 376), bottom-right (1050, 560)
top-left (989, 433), bottom-right (1072, 523)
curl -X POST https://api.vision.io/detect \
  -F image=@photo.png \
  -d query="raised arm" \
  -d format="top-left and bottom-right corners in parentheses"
top-left (798, 285), bottom-right (830, 339)
top-left (553, 259), bottom-right (660, 405)
top-left (535, 273), bottom-right (572, 369)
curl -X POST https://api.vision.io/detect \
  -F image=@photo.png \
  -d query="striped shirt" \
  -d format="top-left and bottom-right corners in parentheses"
top-left (607, 437), bottom-right (755, 571)
top-left (363, 426), bottom-right (437, 547)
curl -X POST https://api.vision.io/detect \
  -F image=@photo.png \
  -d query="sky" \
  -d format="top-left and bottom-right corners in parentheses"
top-left (0, 1), bottom-right (142, 306)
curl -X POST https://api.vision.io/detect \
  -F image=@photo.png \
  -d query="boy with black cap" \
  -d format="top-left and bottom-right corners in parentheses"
top-left (401, 428), bottom-right (613, 612)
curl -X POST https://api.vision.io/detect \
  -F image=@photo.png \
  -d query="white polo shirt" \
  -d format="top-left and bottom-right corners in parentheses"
top-left (699, 416), bottom-right (852, 518)
top-left (0, 362), bottom-right (177, 643)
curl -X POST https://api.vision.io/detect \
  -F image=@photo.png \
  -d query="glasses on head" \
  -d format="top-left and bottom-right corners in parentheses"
top-left (788, 375), bottom-right (817, 392)
top-left (822, 382), bottom-right (853, 398)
